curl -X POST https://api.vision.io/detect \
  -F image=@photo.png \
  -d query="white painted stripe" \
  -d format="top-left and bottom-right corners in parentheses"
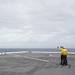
top-left (14, 55), bottom-right (50, 62)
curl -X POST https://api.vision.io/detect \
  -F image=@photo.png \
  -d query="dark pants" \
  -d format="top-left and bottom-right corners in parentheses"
top-left (60, 55), bottom-right (68, 65)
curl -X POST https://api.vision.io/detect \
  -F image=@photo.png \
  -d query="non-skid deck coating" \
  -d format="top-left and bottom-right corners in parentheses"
top-left (0, 52), bottom-right (75, 75)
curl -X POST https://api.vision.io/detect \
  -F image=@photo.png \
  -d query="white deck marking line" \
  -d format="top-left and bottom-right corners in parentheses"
top-left (14, 55), bottom-right (50, 62)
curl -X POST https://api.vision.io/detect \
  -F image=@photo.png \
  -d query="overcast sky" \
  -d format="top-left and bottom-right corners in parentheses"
top-left (0, 0), bottom-right (75, 48)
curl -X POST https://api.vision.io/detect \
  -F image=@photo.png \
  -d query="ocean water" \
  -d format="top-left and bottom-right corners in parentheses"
top-left (0, 48), bottom-right (75, 52)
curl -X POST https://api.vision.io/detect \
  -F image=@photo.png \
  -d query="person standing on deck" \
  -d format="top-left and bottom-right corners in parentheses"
top-left (57, 46), bottom-right (68, 66)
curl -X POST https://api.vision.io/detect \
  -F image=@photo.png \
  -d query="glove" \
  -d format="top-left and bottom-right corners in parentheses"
top-left (57, 46), bottom-right (59, 48)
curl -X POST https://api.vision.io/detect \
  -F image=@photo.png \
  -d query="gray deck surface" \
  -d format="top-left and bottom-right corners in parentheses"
top-left (0, 52), bottom-right (75, 75)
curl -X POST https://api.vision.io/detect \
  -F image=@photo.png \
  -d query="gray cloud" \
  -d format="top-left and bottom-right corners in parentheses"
top-left (0, 0), bottom-right (75, 48)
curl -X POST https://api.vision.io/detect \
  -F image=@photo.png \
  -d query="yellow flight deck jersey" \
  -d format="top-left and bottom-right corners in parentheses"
top-left (59, 48), bottom-right (68, 55)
